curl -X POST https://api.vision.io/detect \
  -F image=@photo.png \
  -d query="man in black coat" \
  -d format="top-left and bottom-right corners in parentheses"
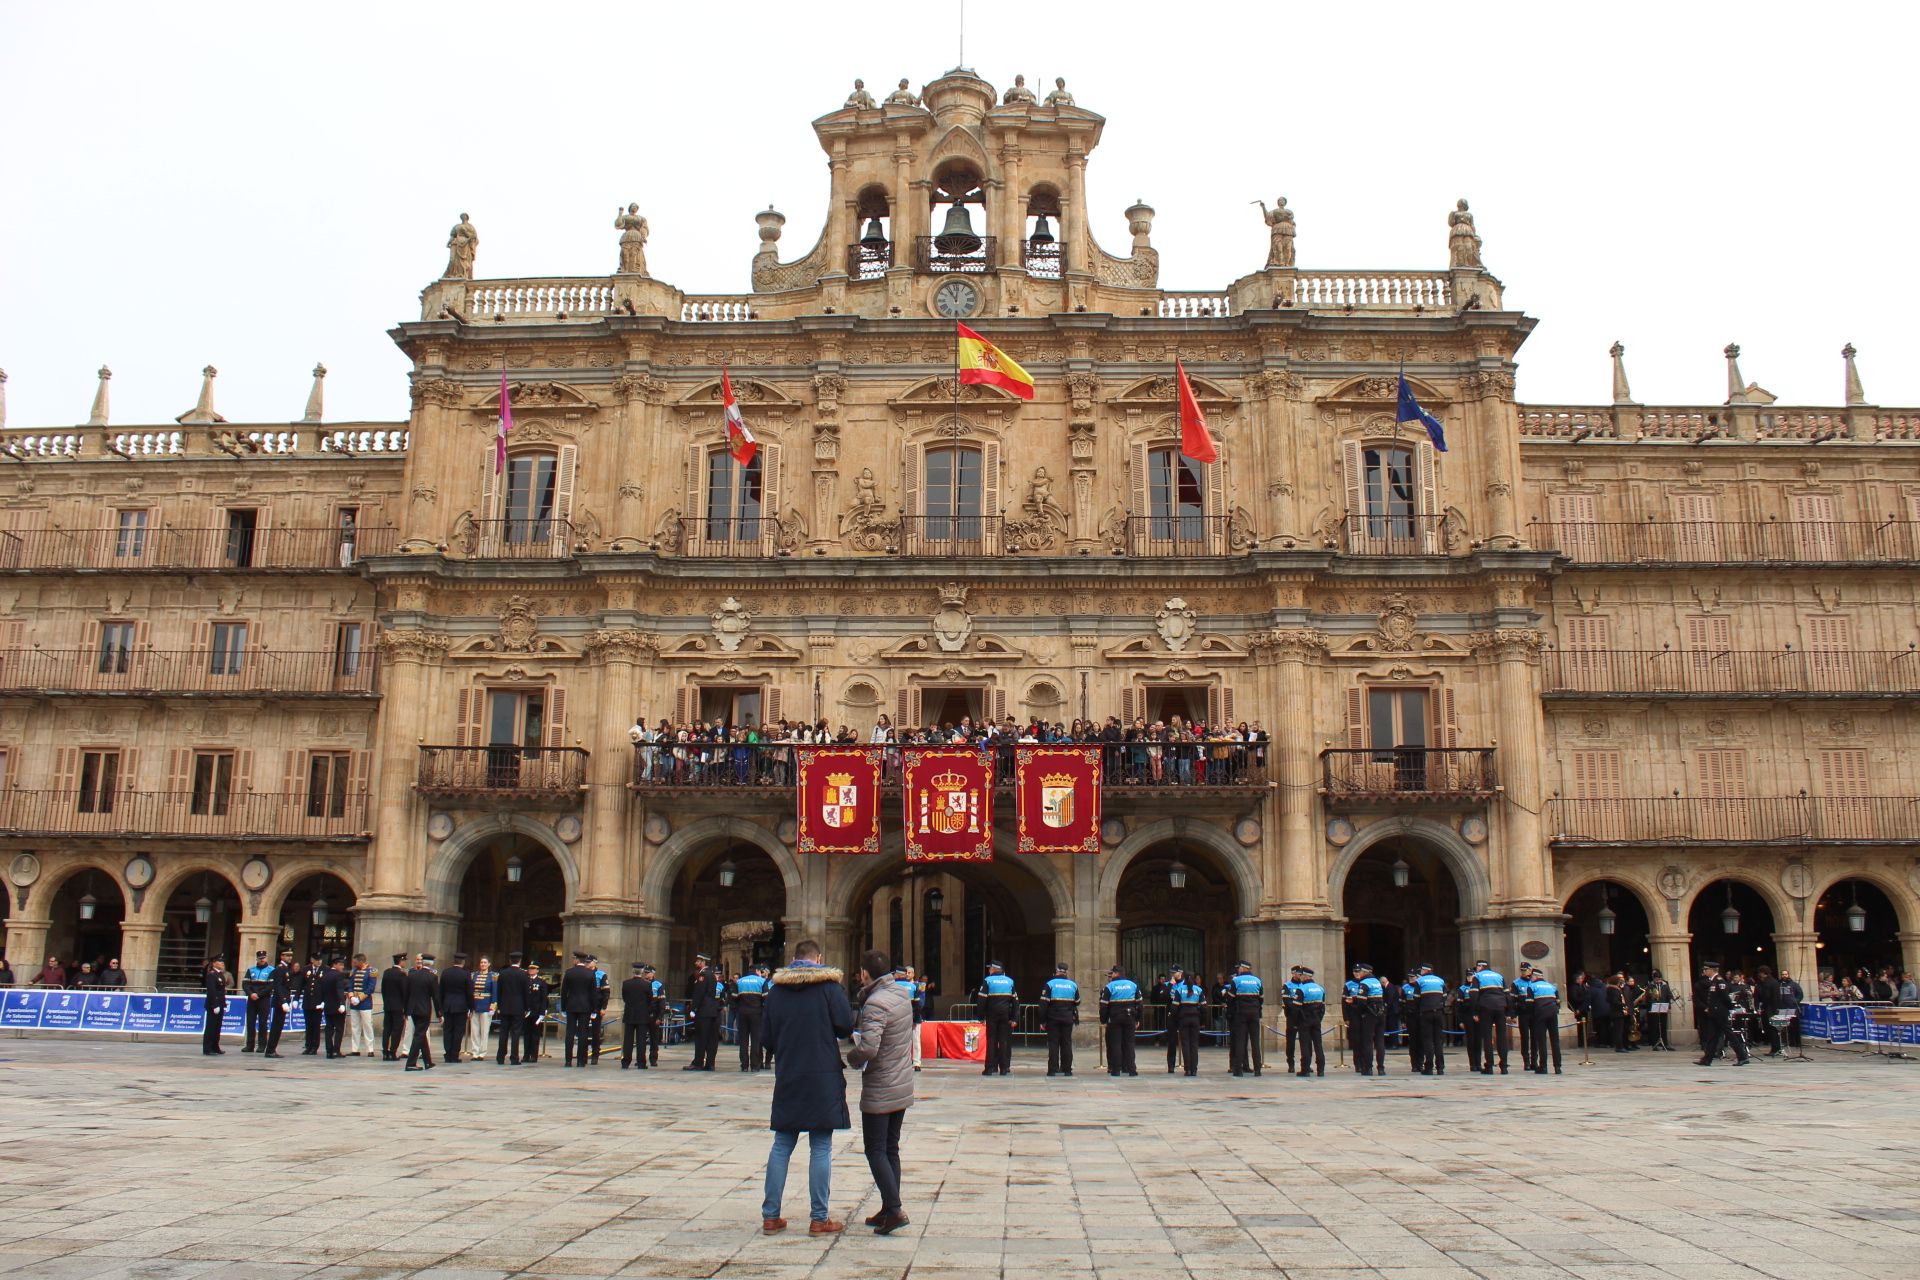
top-left (317, 958), bottom-right (349, 1058)
top-left (495, 952), bottom-right (531, 1065)
top-left (380, 953), bottom-right (409, 1061)
top-left (405, 954), bottom-right (442, 1069)
top-left (523, 963), bottom-right (549, 1063)
top-left (299, 955), bottom-right (326, 1055)
top-left (201, 957), bottom-right (228, 1055)
top-left (265, 948), bottom-right (295, 1058)
top-left (759, 940), bottom-right (854, 1235)
top-left (439, 953), bottom-right (472, 1064)
top-left (560, 951), bottom-right (598, 1067)
top-left (621, 962), bottom-right (653, 1068)
top-left (685, 953), bottom-right (722, 1071)
top-left (643, 964), bottom-right (666, 1066)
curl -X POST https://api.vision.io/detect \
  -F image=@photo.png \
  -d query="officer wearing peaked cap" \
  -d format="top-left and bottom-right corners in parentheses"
top-left (1348, 962), bottom-right (1386, 1076)
top-left (1099, 964), bottom-right (1141, 1077)
top-left (1290, 966), bottom-right (1327, 1077)
top-left (620, 961), bottom-right (652, 1069)
top-left (1467, 959), bottom-right (1511, 1074)
top-left (1042, 962), bottom-right (1080, 1077)
top-left (241, 949), bottom-right (273, 1052)
top-left (1413, 963), bottom-right (1449, 1076)
top-left (1281, 965), bottom-right (1304, 1074)
top-left (1227, 961), bottom-right (1264, 1077)
top-left (976, 960), bottom-right (1017, 1075)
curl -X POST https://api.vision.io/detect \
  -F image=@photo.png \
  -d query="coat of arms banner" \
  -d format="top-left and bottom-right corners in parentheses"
top-left (1014, 745), bottom-right (1102, 854)
top-left (795, 746), bottom-right (882, 854)
top-left (902, 748), bottom-right (995, 863)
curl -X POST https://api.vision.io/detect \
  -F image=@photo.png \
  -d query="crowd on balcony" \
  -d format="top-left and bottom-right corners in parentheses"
top-left (629, 714), bottom-right (1271, 786)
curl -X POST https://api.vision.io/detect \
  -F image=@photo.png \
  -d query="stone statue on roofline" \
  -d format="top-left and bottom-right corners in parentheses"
top-left (1044, 76), bottom-right (1074, 107)
top-left (1256, 197), bottom-right (1296, 268)
top-left (443, 212), bottom-right (479, 280)
top-left (1003, 75), bottom-right (1037, 105)
top-left (615, 204), bottom-right (650, 276)
top-left (1448, 198), bottom-right (1483, 270)
top-left (844, 78), bottom-right (876, 109)
top-left (884, 78), bottom-right (920, 108)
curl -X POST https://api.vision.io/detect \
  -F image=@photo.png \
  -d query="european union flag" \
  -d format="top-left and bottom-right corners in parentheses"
top-left (1397, 375), bottom-right (1448, 453)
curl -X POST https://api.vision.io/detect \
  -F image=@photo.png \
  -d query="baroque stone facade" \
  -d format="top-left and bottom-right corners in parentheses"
top-left (2, 69), bottom-right (1915, 1034)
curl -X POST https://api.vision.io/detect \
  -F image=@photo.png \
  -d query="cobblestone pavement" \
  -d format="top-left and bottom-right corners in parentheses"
top-left (0, 1036), bottom-right (1915, 1279)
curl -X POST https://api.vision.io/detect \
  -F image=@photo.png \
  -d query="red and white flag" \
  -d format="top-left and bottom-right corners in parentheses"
top-left (1175, 359), bottom-right (1218, 464)
top-left (722, 368), bottom-right (757, 466)
top-left (494, 368), bottom-right (514, 473)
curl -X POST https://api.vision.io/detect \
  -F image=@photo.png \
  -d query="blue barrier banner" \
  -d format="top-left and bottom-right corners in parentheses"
top-left (1800, 1004), bottom-right (1831, 1040)
top-left (124, 994), bottom-right (169, 1033)
top-left (80, 993), bottom-right (129, 1031)
top-left (39, 990), bottom-right (85, 1029)
top-left (162, 996), bottom-right (205, 1035)
top-left (2, 989), bottom-right (47, 1028)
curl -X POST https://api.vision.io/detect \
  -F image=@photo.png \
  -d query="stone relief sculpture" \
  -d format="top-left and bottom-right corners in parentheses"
top-left (712, 596), bottom-right (752, 654)
top-left (883, 78), bottom-right (920, 107)
top-left (1003, 466), bottom-right (1068, 551)
top-left (615, 204), bottom-right (650, 275)
top-left (652, 507), bottom-right (684, 553)
top-left (1002, 74), bottom-right (1037, 105)
top-left (1155, 597), bottom-right (1197, 652)
top-left (932, 582), bottom-right (974, 653)
top-left (844, 78), bottom-right (876, 109)
top-left (1448, 199), bottom-right (1482, 270)
top-left (840, 467), bottom-right (901, 551)
top-left (444, 213), bottom-right (479, 279)
top-left (1044, 76), bottom-right (1075, 107)
top-left (1373, 593), bottom-right (1419, 652)
top-left (1257, 197), bottom-right (1296, 268)
top-left (773, 507), bottom-right (808, 553)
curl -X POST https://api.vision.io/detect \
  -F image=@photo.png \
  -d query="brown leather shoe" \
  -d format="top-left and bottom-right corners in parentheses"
top-left (809, 1219), bottom-right (845, 1235)
top-left (864, 1211), bottom-right (888, 1227)
top-left (761, 1217), bottom-right (787, 1234)
top-left (873, 1211), bottom-right (910, 1236)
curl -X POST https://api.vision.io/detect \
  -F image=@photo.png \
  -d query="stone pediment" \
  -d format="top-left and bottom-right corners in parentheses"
top-left (1102, 634), bottom-right (1246, 661)
top-left (476, 380), bottom-right (600, 410)
top-left (675, 377), bottom-right (799, 407)
top-left (1109, 374), bottom-right (1237, 406)
top-left (1336, 633), bottom-right (1469, 656)
top-left (887, 376), bottom-right (1027, 409)
top-left (1319, 374), bottom-right (1448, 407)
top-left (449, 635), bottom-right (575, 658)
top-left (879, 633), bottom-right (1027, 662)
top-left (658, 633), bottom-right (803, 662)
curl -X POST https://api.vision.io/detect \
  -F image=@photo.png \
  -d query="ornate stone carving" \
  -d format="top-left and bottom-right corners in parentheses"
top-left (1252, 628), bottom-right (1329, 657)
top-left (1257, 197), bottom-right (1296, 268)
top-left (1656, 865), bottom-right (1689, 901)
top-left (843, 78), bottom-right (876, 109)
top-left (1155, 597), bottom-right (1197, 652)
top-left (840, 468), bottom-right (900, 551)
top-left (377, 629), bottom-right (452, 661)
top-left (1468, 628), bottom-right (1546, 659)
top-left (1463, 369), bottom-right (1516, 399)
top-left (496, 595), bottom-right (541, 652)
top-left (1002, 467), bottom-right (1067, 551)
top-left (1447, 199), bottom-right (1482, 270)
top-left (614, 204), bottom-right (649, 275)
top-left (1063, 372), bottom-right (1100, 417)
top-left (584, 630), bottom-right (660, 662)
top-left (410, 376), bottom-right (463, 408)
top-left (611, 372), bottom-right (664, 404)
top-left (443, 212), bottom-right (478, 280)
top-left (652, 507), bottom-right (684, 553)
top-left (711, 596), bottom-right (752, 653)
top-left (773, 507), bottom-right (808, 552)
top-left (1247, 369), bottom-right (1301, 397)
top-left (1373, 593), bottom-right (1420, 652)
top-left (1441, 506), bottom-right (1469, 552)
top-left (1227, 506), bottom-right (1256, 553)
top-left (931, 582), bottom-right (974, 653)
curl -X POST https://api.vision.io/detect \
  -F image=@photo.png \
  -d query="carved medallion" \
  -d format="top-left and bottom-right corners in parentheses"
top-left (1155, 597), bottom-right (1197, 652)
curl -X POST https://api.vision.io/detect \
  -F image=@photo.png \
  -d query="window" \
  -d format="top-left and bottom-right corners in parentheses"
top-left (114, 509), bottom-right (149, 559)
top-left (334, 624), bottom-right (364, 679)
top-left (1684, 615), bottom-right (1733, 691)
top-left (1363, 447), bottom-right (1417, 537)
top-left (504, 453), bottom-right (558, 546)
top-left (698, 686), bottom-right (763, 728)
top-left (98, 622), bottom-right (136, 675)
top-left (1819, 747), bottom-right (1872, 838)
top-left (78, 750), bottom-right (119, 813)
top-left (224, 509), bottom-right (259, 567)
top-left (1788, 492), bottom-right (1837, 560)
top-left (1670, 492), bottom-right (1720, 558)
top-left (1817, 748), bottom-right (1868, 798)
top-left (1570, 749), bottom-right (1623, 800)
top-left (1549, 492), bottom-right (1598, 561)
top-left (335, 507), bottom-right (359, 566)
top-left (487, 689), bottom-right (546, 747)
top-left (1694, 749), bottom-right (1747, 798)
top-left (1367, 687), bottom-right (1431, 791)
top-left (209, 623), bottom-right (247, 676)
top-left (924, 446), bottom-right (983, 544)
top-left (1560, 616), bottom-right (1613, 690)
top-left (704, 450), bottom-right (763, 541)
top-left (1146, 448), bottom-right (1206, 544)
top-left (1804, 615), bottom-right (1854, 690)
top-left (191, 751), bottom-right (235, 816)
top-left (307, 752), bottom-right (350, 819)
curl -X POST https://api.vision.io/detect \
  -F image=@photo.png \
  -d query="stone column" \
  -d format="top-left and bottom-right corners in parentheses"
top-left (1479, 626), bottom-right (1551, 911)
top-left (366, 631), bottom-right (447, 904)
top-left (1466, 369), bottom-right (1523, 546)
top-left (1648, 930), bottom-right (1695, 1046)
top-left (6, 914), bottom-right (51, 978)
top-left (1899, 931), bottom-right (1920, 983)
top-left (1063, 153), bottom-right (1088, 276)
top-left (1773, 930), bottom-right (1818, 1003)
top-left (1270, 630), bottom-right (1326, 908)
top-left (119, 921), bottom-right (164, 988)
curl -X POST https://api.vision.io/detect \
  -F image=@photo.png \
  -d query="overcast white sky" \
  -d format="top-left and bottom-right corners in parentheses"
top-left (2, 2), bottom-right (1914, 426)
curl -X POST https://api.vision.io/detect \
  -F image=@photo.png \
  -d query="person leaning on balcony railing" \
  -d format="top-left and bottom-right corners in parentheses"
top-left (0, 957), bottom-right (14, 988)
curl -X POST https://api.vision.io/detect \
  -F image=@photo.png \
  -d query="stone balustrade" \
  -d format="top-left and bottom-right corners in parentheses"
top-left (0, 424), bottom-right (408, 462)
top-left (681, 298), bottom-right (756, 322)
top-left (466, 278), bottom-right (618, 319)
top-left (1157, 292), bottom-right (1232, 318)
top-left (1290, 269), bottom-right (1452, 310)
top-left (1517, 406), bottom-right (1619, 439)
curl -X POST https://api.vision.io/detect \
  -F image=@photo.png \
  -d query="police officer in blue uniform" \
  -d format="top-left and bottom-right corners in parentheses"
top-left (976, 961), bottom-right (1018, 1076)
top-left (1413, 964), bottom-right (1449, 1075)
top-left (1169, 965), bottom-right (1207, 1076)
top-left (1042, 963), bottom-right (1080, 1076)
top-left (1467, 960), bottom-right (1511, 1074)
top-left (1398, 970), bottom-right (1421, 1072)
top-left (1099, 964), bottom-right (1141, 1077)
top-left (1290, 967), bottom-right (1327, 1077)
top-left (1227, 961), bottom-right (1265, 1077)
top-left (1281, 966), bottom-right (1304, 1073)
top-left (1349, 962), bottom-right (1386, 1075)
top-left (732, 963), bottom-right (771, 1071)
top-left (241, 950), bottom-right (273, 1052)
top-left (1526, 967), bottom-right (1563, 1074)
top-left (1509, 965), bottom-right (1537, 1071)
top-left (1455, 973), bottom-right (1482, 1073)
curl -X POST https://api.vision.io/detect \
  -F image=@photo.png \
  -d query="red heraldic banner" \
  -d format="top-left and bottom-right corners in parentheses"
top-left (795, 747), bottom-right (882, 854)
top-left (903, 748), bottom-right (995, 863)
top-left (1014, 745), bottom-right (1102, 854)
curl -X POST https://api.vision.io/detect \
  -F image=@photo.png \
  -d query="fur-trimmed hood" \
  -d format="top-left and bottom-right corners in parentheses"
top-left (773, 963), bottom-right (845, 986)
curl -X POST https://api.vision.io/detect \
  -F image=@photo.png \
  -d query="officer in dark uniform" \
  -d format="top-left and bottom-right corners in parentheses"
top-left (1527, 967), bottom-right (1562, 1073)
top-left (1340, 965), bottom-right (1363, 1071)
top-left (404, 953), bottom-right (441, 1069)
top-left (976, 961), bottom-right (1017, 1076)
top-left (1227, 961), bottom-right (1264, 1077)
top-left (495, 952), bottom-right (531, 1065)
top-left (1694, 959), bottom-right (1749, 1065)
top-left (1151, 972), bottom-right (1178, 1073)
top-left (1467, 960), bottom-right (1511, 1074)
top-left (684, 953), bottom-right (722, 1070)
top-left (298, 955), bottom-right (325, 1055)
top-left (265, 948), bottom-right (294, 1058)
top-left (731, 963), bottom-right (770, 1071)
top-left (523, 962), bottom-right (549, 1062)
top-left (1041, 963), bottom-right (1080, 1077)
top-left (380, 953), bottom-right (408, 1060)
top-left (621, 961), bottom-right (653, 1068)
top-left (559, 951), bottom-right (597, 1067)
top-left (439, 953), bottom-right (472, 1064)
top-left (1349, 962), bottom-right (1386, 1076)
top-left (1291, 967), bottom-right (1327, 1077)
top-left (1397, 971), bottom-right (1421, 1072)
top-left (1454, 974), bottom-right (1481, 1073)
top-left (643, 964), bottom-right (665, 1066)
top-left (1099, 964), bottom-right (1140, 1077)
top-left (241, 950), bottom-right (273, 1051)
top-left (1509, 966), bottom-right (1537, 1071)
top-left (1281, 966), bottom-right (1304, 1073)
top-left (1169, 966), bottom-right (1206, 1076)
top-left (590, 958), bottom-right (610, 1064)
top-left (1413, 964), bottom-right (1448, 1075)
top-left (317, 957), bottom-right (348, 1058)
top-left (201, 956), bottom-right (228, 1055)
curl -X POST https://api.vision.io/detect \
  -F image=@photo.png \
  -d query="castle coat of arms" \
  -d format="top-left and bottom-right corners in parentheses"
top-left (1039, 772), bottom-right (1076, 828)
top-left (918, 767), bottom-right (982, 836)
top-left (822, 772), bottom-right (859, 829)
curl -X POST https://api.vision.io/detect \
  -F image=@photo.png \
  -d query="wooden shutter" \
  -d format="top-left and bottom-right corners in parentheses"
top-left (1441, 687), bottom-right (1459, 748)
top-left (455, 685), bottom-right (485, 747)
top-left (1414, 441), bottom-right (1440, 553)
top-left (1345, 687), bottom-right (1366, 749)
top-left (52, 747), bottom-right (79, 795)
top-left (550, 444), bottom-right (579, 555)
top-left (764, 686), bottom-right (783, 725)
top-left (1819, 746), bottom-right (1872, 838)
top-left (476, 447), bottom-right (502, 557)
top-left (1128, 442), bottom-right (1149, 524)
top-left (1205, 454), bottom-right (1226, 539)
top-left (232, 748), bottom-right (254, 798)
top-left (348, 750), bottom-right (370, 814)
top-left (1818, 748), bottom-right (1868, 797)
top-left (1805, 615), bottom-right (1854, 690)
top-left (903, 443), bottom-right (922, 524)
top-left (283, 749), bottom-right (307, 809)
top-left (1341, 440), bottom-right (1365, 533)
top-left (1571, 749), bottom-right (1623, 800)
top-left (897, 687), bottom-right (913, 728)
top-left (1562, 615), bottom-right (1613, 689)
top-left (1550, 491), bottom-right (1599, 560)
top-left (192, 620), bottom-right (211, 653)
top-left (165, 748), bottom-right (191, 796)
top-left (981, 441), bottom-right (1001, 554)
top-left (1120, 683), bottom-right (1137, 726)
top-left (1789, 492), bottom-right (1837, 560)
top-left (1695, 749), bottom-right (1747, 798)
top-left (1685, 615), bottom-right (1732, 653)
top-left (545, 685), bottom-right (569, 748)
top-left (676, 684), bottom-right (696, 727)
top-left (1670, 491), bottom-right (1720, 559)
top-left (991, 687), bottom-right (1007, 724)
top-left (758, 441), bottom-right (782, 554)
top-left (1207, 685), bottom-right (1234, 728)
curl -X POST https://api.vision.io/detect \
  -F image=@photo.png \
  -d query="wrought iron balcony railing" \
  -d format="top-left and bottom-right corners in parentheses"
top-left (630, 742), bottom-right (1269, 790)
top-left (0, 790), bottom-right (368, 839)
top-left (1122, 515), bottom-right (1243, 557)
top-left (0, 649), bottom-right (376, 697)
top-left (1321, 748), bottom-right (1498, 804)
top-left (1548, 797), bottom-right (1920, 845)
top-left (846, 242), bottom-right (892, 281)
top-left (912, 235), bottom-right (997, 275)
top-left (0, 526), bottom-right (395, 571)
top-left (1528, 520), bottom-right (1920, 566)
top-left (676, 517), bottom-right (787, 558)
top-left (416, 746), bottom-right (589, 797)
top-left (1543, 649), bottom-right (1920, 698)
top-left (899, 515), bottom-right (1003, 557)
top-left (461, 518), bottom-right (578, 560)
top-left (1022, 238), bottom-right (1062, 279)
top-left (1340, 513), bottom-right (1452, 556)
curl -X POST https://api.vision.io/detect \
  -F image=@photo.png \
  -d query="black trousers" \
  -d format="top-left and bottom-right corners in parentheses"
top-left (1165, 1013), bottom-right (1180, 1070)
top-left (1045, 1019), bottom-right (1074, 1074)
top-left (202, 1006), bottom-right (224, 1053)
top-left (522, 1015), bottom-right (542, 1061)
top-left (1176, 1010), bottom-right (1201, 1075)
top-left (1352, 1011), bottom-right (1381, 1073)
top-left (984, 1016), bottom-right (1013, 1074)
top-left (442, 1011), bottom-right (468, 1063)
top-left (324, 1012), bottom-right (345, 1057)
top-left (1473, 1007), bottom-right (1508, 1070)
top-left (497, 1014), bottom-right (524, 1063)
top-left (245, 998), bottom-right (270, 1050)
top-left (692, 1014), bottom-right (720, 1068)
top-left (266, 1006), bottom-right (288, 1054)
top-left (303, 1008), bottom-right (324, 1053)
top-left (406, 1014), bottom-right (435, 1067)
top-left (382, 1008), bottom-right (406, 1058)
top-left (1533, 1003), bottom-right (1562, 1071)
top-left (646, 1015), bottom-right (662, 1064)
top-left (1283, 1012), bottom-right (1299, 1070)
top-left (565, 1013), bottom-right (594, 1065)
top-left (1417, 1008), bottom-right (1446, 1072)
top-left (1403, 1015), bottom-right (1423, 1070)
top-left (736, 1008), bottom-right (764, 1070)
top-left (1462, 1011), bottom-right (1482, 1071)
top-left (862, 1109), bottom-right (905, 1215)
top-left (1229, 1014), bottom-right (1262, 1074)
top-left (622, 1021), bottom-right (648, 1067)
top-left (1699, 1014), bottom-right (1747, 1062)
top-left (1105, 1014), bottom-right (1137, 1074)
top-left (1296, 1011), bottom-right (1326, 1074)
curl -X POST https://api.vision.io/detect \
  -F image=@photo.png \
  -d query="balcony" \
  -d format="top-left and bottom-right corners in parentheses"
top-left (845, 242), bottom-right (892, 281)
top-left (1543, 649), bottom-right (1920, 699)
top-left (0, 790), bottom-right (367, 840)
top-left (1022, 238), bottom-right (1062, 279)
top-left (1530, 520), bottom-right (1920, 566)
top-left (677, 516), bottom-right (787, 558)
top-left (1122, 515), bottom-right (1246, 557)
top-left (1548, 796), bottom-right (1920, 846)
top-left (900, 515), bottom-right (1003, 557)
top-left (0, 649), bottom-right (377, 698)
top-left (416, 746), bottom-right (588, 800)
top-left (1321, 748), bottom-right (1498, 807)
top-left (1339, 513), bottom-right (1452, 557)
top-left (912, 235), bottom-right (997, 275)
top-left (0, 525), bottom-right (396, 572)
top-left (460, 518), bottom-right (578, 560)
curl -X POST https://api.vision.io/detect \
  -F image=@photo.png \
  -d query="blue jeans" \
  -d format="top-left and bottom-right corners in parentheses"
top-left (761, 1129), bottom-right (833, 1222)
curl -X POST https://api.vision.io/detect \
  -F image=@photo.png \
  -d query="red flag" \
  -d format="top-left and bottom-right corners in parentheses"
top-left (721, 367), bottom-right (757, 466)
top-left (495, 369), bottom-right (513, 474)
top-left (1176, 360), bottom-right (1217, 463)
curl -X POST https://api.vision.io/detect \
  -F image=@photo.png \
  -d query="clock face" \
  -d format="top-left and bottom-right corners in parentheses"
top-left (933, 278), bottom-right (980, 319)
top-left (240, 857), bottom-right (273, 892)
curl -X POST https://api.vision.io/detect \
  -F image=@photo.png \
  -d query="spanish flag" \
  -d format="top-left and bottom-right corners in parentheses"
top-left (955, 322), bottom-right (1035, 401)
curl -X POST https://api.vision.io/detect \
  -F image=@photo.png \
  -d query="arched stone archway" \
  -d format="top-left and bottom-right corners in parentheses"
top-left (425, 814), bottom-right (580, 917)
top-left (1100, 818), bottom-right (1260, 921)
top-left (1809, 869), bottom-right (1918, 937)
top-left (1562, 878), bottom-right (1656, 981)
top-left (1327, 816), bottom-right (1491, 921)
top-left (643, 815), bottom-right (802, 915)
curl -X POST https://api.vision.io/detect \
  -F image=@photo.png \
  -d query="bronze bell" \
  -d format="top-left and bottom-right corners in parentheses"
top-left (860, 216), bottom-right (888, 247)
top-left (934, 202), bottom-right (983, 255)
top-left (1028, 213), bottom-right (1055, 245)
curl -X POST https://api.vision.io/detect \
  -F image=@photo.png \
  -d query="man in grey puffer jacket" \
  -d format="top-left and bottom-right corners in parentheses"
top-left (847, 950), bottom-right (914, 1235)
